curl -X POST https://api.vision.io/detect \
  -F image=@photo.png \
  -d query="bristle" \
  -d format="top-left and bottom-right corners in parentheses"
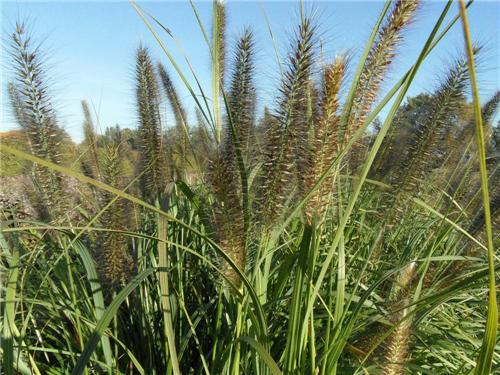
top-left (256, 15), bottom-right (316, 226)
top-left (383, 317), bottom-right (412, 375)
top-left (445, 91), bottom-right (500, 201)
top-left (227, 28), bottom-right (256, 159)
top-left (157, 63), bottom-right (187, 128)
top-left (304, 57), bottom-right (346, 221)
top-left (7, 83), bottom-right (28, 138)
top-left (192, 108), bottom-right (214, 171)
top-left (135, 45), bottom-right (166, 200)
top-left (481, 91), bottom-right (500, 125)
top-left (456, 90), bottom-right (500, 152)
top-left (468, 169), bottom-right (499, 236)
top-left (371, 109), bottom-right (404, 179)
top-left (209, 151), bottom-right (246, 286)
top-left (468, 90), bottom-right (500, 152)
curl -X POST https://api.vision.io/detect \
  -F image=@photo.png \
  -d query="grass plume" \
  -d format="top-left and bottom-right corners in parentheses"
top-left (80, 100), bottom-right (101, 180)
top-left (211, 0), bottom-right (226, 143)
top-left (135, 45), bottom-right (166, 200)
top-left (382, 262), bottom-right (416, 375)
top-left (386, 55), bottom-right (471, 224)
top-left (98, 140), bottom-right (133, 288)
top-left (227, 28), bottom-right (256, 160)
top-left (257, 14), bottom-right (316, 226)
top-left (158, 62), bottom-right (189, 179)
top-left (341, 0), bottom-right (420, 165)
top-left (214, 0), bottom-right (226, 84)
top-left (209, 28), bottom-right (255, 286)
top-left (304, 57), bottom-right (346, 221)
top-left (7, 22), bottom-right (68, 221)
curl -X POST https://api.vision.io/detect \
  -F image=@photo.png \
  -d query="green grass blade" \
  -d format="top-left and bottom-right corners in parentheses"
top-left (1, 231), bottom-right (20, 375)
top-left (458, 1), bottom-right (498, 373)
top-left (238, 337), bottom-right (282, 375)
top-left (0, 145), bottom-right (270, 344)
top-left (130, 0), bottom-right (215, 132)
top-left (189, 0), bottom-right (211, 50)
top-left (72, 239), bottom-right (113, 368)
top-left (158, 215), bottom-right (181, 375)
top-left (259, 3), bottom-right (283, 81)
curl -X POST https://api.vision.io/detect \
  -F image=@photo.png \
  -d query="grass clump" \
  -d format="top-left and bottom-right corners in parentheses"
top-left (0, 2), bottom-right (498, 374)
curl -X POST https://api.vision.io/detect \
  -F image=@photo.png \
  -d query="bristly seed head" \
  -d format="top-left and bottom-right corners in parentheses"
top-left (209, 28), bottom-right (256, 287)
top-left (304, 56), bottom-right (346, 222)
top-left (340, 0), bottom-right (420, 168)
top-left (256, 14), bottom-right (316, 227)
top-left (158, 62), bottom-right (189, 180)
top-left (135, 45), bottom-right (166, 201)
top-left (384, 54), bottom-right (472, 225)
top-left (98, 140), bottom-right (133, 289)
top-left (8, 22), bottom-right (68, 221)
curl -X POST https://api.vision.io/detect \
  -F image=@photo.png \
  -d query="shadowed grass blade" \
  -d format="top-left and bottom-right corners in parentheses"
top-left (71, 268), bottom-right (156, 375)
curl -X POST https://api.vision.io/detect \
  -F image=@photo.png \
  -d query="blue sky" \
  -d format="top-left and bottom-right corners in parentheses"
top-left (1, 1), bottom-right (499, 143)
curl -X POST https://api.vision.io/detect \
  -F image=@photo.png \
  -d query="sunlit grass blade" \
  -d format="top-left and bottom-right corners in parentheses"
top-left (458, 1), bottom-right (498, 373)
